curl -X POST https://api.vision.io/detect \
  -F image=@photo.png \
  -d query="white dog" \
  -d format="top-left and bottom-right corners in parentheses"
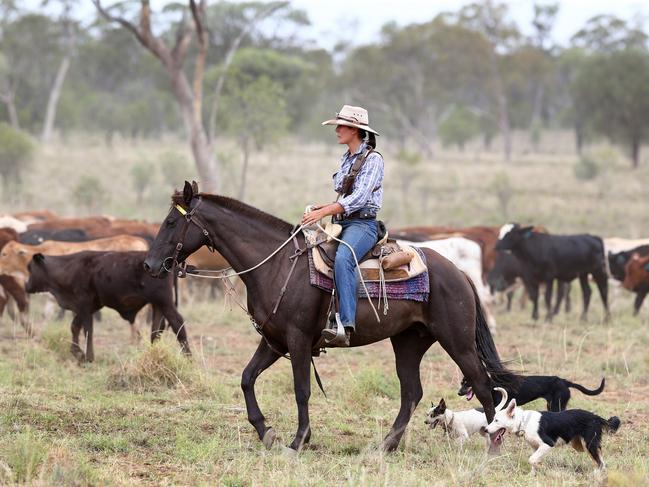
top-left (485, 393), bottom-right (621, 473)
top-left (425, 388), bottom-right (508, 450)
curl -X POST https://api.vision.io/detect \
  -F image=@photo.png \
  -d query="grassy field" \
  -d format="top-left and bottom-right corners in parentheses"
top-left (1, 134), bottom-right (649, 486)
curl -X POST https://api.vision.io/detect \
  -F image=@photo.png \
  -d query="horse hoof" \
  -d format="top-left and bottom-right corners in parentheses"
top-left (262, 428), bottom-right (276, 450)
top-left (280, 446), bottom-right (298, 457)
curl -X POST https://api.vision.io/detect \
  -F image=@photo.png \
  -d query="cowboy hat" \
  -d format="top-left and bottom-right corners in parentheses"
top-left (321, 105), bottom-right (379, 135)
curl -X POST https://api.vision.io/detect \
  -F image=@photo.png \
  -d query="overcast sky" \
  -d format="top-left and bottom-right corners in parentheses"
top-left (33, 0), bottom-right (649, 50)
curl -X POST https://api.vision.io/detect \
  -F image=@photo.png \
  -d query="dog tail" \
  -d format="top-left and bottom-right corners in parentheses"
top-left (566, 377), bottom-right (605, 396)
top-left (469, 277), bottom-right (521, 392)
top-left (604, 416), bottom-right (621, 434)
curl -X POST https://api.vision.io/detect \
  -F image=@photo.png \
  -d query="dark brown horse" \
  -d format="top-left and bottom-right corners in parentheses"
top-left (143, 182), bottom-right (516, 453)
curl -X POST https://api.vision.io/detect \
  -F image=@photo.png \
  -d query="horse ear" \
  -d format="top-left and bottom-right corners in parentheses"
top-left (183, 181), bottom-right (193, 205)
top-left (191, 180), bottom-right (199, 194)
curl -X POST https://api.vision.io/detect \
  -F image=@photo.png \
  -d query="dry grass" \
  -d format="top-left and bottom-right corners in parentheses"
top-left (0, 135), bottom-right (648, 485)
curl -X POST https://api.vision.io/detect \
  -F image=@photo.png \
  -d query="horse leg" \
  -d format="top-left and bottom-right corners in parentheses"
top-left (380, 328), bottom-right (434, 452)
top-left (564, 282), bottom-right (572, 312)
top-left (578, 274), bottom-right (592, 322)
top-left (241, 339), bottom-right (282, 448)
top-left (506, 290), bottom-right (513, 312)
top-left (543, 279), bottom-right (554, 322)
top-left (287, 330), bottom-right (313, 452)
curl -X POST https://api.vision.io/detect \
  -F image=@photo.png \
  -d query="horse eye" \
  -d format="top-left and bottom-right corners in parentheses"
top-left (166, 219), bottom-right (176, 228)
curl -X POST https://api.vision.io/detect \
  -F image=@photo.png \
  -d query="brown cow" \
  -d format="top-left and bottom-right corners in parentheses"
top-left (0, 235), bottom-right (149, 286)
top-left (623, 254), bottom-right (649, 293)
top-left (26, 251), bottom-right (189, 362)
top-left (27, 216), bottom-right (111, 232)
top-left (0, 228), bottom-right (30, 335)
top-left (13, 210), bottom-right (58, 223)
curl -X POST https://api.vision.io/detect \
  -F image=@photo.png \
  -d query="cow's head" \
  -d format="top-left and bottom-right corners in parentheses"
top-left (623, 254), bottom-right (649, 291)
top-left (144, 181), bottom-right (210, 278)
top-left (25, 253), bottom-right (50, 294)
top-left (0, 241), bottom-right (32, 280)
top-left (495, 223), bottom-right (534, 252)
top-left (608, 251), bottom-right (628, 282)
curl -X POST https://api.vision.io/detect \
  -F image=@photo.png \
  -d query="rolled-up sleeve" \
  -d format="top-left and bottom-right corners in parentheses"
top-left (338, 153), bottom-right (384, 215)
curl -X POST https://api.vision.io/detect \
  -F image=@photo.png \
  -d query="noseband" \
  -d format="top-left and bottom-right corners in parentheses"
top-left (162, 197), bottom-right (215, 276)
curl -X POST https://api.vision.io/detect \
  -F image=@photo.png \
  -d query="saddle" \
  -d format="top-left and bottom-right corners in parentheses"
top-left (304, 225), bottom-right (427, 282)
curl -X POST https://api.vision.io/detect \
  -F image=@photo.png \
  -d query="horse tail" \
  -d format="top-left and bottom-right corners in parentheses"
top-left (467, 276), bottom-right (521, 392)
top-left (565, 377), bottom-right (605, 396)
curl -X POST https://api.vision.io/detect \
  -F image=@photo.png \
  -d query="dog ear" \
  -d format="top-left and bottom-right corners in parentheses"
top-left (439, 398), bottom-right (446, 412)
top-left (506, 399), bottom-right (517, 417)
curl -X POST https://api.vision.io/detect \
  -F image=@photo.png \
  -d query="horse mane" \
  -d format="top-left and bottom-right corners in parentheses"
top-left (171, 192), bottom-right (295, 234)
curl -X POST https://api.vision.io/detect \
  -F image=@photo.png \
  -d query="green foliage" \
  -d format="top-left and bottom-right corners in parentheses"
top-left (71, 175), bottom-right (108, 213)
top-left (159, 150), bottom-right (193, 190)
top-left (130, 160), bottom-right (153, 203)
top-left (0, 122), bottom-right (34, 192)
top-left (438, 105), bottom-right (481, 150)
top-left (1, 429), bottom-right (47, 483)
top-left (41, 324), bottom-right (70, 360)
top-left (488, 171), bottom-right (514, 218)
top-left (573, 156), bottom-right (599, 181)
top-left (571, 50), bottom-right (649, 167)
top-left (396, 149), bottom-right (421, 168)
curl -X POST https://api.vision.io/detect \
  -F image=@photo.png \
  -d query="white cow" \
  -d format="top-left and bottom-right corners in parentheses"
top-left (398, 237), bottom-right (497, 332)
top-left (604, 237), bottom-right (649, 255)
top-left (0, 216), bottom-right (27, 233)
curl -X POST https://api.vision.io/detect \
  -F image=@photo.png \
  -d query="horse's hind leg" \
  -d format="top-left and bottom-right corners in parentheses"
top-left (380, 327), bottom-right (434, 452)
top-left (241, 338), bottom-right (282, 449)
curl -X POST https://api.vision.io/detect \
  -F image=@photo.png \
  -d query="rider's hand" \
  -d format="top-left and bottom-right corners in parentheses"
top-left (301, 207), bottom-right (328, 226)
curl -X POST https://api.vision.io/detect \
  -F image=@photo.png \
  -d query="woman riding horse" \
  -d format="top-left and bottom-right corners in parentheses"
top-left (301, 105), bottom-right (383, 347)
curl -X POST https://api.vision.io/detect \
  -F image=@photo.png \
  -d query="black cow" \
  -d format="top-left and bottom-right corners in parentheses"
top-left (488, 251), bottom-right (571, 314)
top-left (608, 245), bottom-right (649, 315)
top-left (496, 224), bottom-right (608, 322)
top-left (19, 228), bottom-right (89, 245)
top-left (25, 250), bottom-right (189, 362)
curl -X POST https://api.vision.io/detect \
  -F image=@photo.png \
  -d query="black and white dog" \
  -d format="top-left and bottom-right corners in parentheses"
top-left (486, 391), bottom-right (621, 473)
top-left (459, 374), bottom-right (605, 412)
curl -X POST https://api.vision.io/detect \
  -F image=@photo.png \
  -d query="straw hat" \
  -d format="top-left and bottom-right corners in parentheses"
top-left (321, 105), bottom-right (379, 135)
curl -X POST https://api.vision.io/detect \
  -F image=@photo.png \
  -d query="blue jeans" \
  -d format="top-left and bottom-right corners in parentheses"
top-left (334, 219), bottom-right (378, 329)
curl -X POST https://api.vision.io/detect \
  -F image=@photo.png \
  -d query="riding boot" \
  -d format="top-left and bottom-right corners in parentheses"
top-left (321, 313), bottom-right (351, 347)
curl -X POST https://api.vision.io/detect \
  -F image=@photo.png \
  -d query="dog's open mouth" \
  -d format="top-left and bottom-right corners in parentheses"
top-left (490, 428), bottom-right (506, 446)
top-left (466, 388), bottom-right (474, 401)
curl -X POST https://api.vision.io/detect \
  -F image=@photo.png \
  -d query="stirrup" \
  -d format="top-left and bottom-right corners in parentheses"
top-left (322, 313), bottom-right (349, 346)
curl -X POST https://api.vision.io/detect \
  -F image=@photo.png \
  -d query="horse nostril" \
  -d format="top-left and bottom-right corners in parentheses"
top-left (143, 261), bottom-right (151, 272)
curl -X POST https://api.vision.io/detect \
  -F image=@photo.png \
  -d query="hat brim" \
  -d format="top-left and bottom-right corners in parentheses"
top-left (321, 119), bottom-right (379, 135)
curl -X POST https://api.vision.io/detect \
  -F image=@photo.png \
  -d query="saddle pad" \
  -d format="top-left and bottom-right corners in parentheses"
top-left (311, 244), bottom-right (427, 282)
top-left (308, 246), bottom-right (430, 302)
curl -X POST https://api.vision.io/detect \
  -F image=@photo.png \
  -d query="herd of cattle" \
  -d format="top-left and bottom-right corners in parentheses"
top-left (0, 210), bottom-right (648, 361)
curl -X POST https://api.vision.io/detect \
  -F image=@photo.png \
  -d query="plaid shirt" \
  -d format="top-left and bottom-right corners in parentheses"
top-left (333, 142), bottom-right (384, 216)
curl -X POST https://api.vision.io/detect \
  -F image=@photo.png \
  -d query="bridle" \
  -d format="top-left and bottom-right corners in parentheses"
top-left (162, 197), bottom-right (216, 276)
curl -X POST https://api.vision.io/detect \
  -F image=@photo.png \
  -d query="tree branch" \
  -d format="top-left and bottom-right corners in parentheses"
top-left (190, 0), bottom-right (208, 125)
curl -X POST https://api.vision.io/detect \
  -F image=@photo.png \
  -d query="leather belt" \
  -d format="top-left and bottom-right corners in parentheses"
top-left (336, 207), bottom-right (377, 221)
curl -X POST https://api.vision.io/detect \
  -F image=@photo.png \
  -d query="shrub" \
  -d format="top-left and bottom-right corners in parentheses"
top-left (573, 156), bottom-right (599, 181)
top-left (160, 150), bottom-right (193, 189)
top-left (130, 161), bottom-right (153, 203)
top-left (1, 429), bottom-right (47, 483)
top-left (71, 175), bottom-right (109, 213)
top-left (0, 122), bottom-right (34, 196)
top-left (488, 171), bottom-right (514, 219)
top-left (41, 324), bottom-right (70, 360)
top-left (438, 105), bottom-right (481, 150)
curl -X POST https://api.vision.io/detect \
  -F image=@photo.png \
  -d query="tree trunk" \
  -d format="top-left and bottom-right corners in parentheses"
top-left (631, 137), bottom-right (640, 169)
top-left (238, 139), bottom-right (250, 201)
top-left (41, 55), bottom-right (71, 143)
top-left (170, 64), bottom-right (219, 193)
top-left (1, 90), bottom-right (20, 130)
top-left (498, 89), bottom-right (511, 161)
top-left (575, 123), bottom-right (583, 155)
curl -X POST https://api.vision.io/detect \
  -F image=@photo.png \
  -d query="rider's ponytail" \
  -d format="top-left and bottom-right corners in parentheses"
top-left (357, 129), bottom-right (377, 150)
